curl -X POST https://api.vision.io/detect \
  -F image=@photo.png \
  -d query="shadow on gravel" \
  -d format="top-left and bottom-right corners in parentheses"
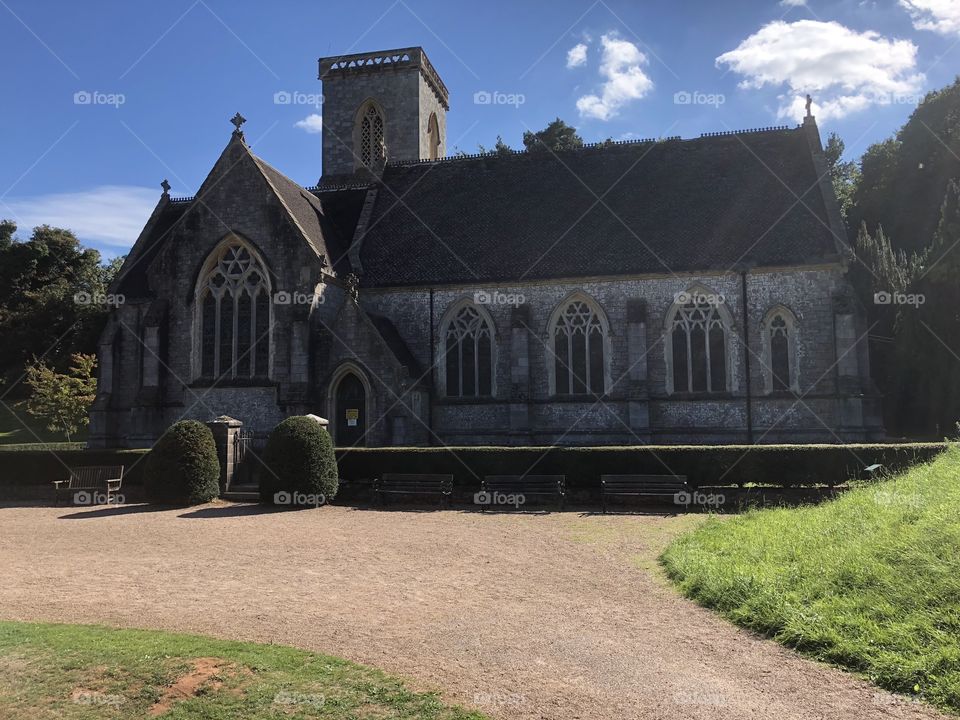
top-left (178, 504), bottom-right (289, 519)
top-left (58, 503), bottom-right (173, 519)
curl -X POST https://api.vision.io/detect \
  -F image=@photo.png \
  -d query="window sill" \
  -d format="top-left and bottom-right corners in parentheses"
top-left (549, 393), bottom-right (612, 402)
top-left (663, 392), bottom-right (736, 400)
top-left (436, 396), bottom-right (496, 405)
top-left (189, 378), bottom-right (277, 388)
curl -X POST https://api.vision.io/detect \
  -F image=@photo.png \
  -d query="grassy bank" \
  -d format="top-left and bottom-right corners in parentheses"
top-left (661, 446), bottom-right (960, 712)
top-left (0, 621), bottom-right (485, 719)
top-left (0, 401), bottom-right (85, 446)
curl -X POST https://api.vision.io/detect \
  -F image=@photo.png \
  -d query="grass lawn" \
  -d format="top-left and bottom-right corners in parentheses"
top-left (661, 445), bottom-right (960, 712)
top-left (0, 400), bottom-right (86, 447)
top-left (0, 621), bottom-right (487, 719)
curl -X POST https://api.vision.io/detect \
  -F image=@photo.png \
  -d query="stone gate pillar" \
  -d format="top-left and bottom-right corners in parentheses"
top-left (207, 415), bottom-right (243, 493)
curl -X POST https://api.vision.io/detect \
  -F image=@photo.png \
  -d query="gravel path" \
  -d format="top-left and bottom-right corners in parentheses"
top-left (0, 503), bottom-right (947, 720)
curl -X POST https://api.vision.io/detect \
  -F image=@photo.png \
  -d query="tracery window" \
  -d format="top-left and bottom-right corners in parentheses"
top-left (443, 304), bottom-right (493, 397)
top-left (359, 104), bottom-right (385, 168)
top-left (669, 293), bottom-right (729, 393)
top-left (551, 298), bottom-right (607, 396)
top-left (196, 241), bottom-right (270, 380)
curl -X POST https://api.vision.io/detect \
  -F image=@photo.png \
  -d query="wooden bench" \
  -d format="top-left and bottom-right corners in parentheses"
top-left (374, 473), bottom-right (453, 506)
top-left (600, 474), bottom-right (690, 512)
top-left (53, 466), bottom-right (124, 505)
top-left (481, 475), bottom-right (565, 511)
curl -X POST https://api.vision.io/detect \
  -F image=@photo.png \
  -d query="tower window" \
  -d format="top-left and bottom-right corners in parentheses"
top-left (427, 113), bottom-right (440, 160)
top-left (359, 104), bottom-right (385, 168)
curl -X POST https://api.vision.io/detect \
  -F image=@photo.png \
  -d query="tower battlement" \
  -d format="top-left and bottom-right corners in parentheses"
top-left (319, 47), bottom-right (449, 110)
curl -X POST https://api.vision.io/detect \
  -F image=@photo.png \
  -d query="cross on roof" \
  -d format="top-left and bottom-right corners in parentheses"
top-left (230, 112), bottom-right (246, 133)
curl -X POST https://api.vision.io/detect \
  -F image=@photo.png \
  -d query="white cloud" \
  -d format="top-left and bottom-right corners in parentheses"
top-left (566, 42), bottom-right (588, 68)
top-left (576, 34), bottom-right (654, 121)
top-left (294, 114), bottom-right (323, 134)
top-left (717, 20), bottom-right (924, 122)
top-left (780, 0), bottom-right (807, 6)
top-left (900, 0), bottom-right (960, 36)
top-left (4, 185), bottom-right (158, 249)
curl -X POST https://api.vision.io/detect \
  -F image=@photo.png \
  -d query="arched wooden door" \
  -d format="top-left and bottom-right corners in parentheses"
top-left (334, 373), bottom-right (366, 447)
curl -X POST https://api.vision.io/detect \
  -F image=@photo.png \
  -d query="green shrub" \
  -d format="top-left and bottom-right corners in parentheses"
top-left (143, 420), bottom-right (220, 505)
top-left (260, 416), bottom-right (338, 506)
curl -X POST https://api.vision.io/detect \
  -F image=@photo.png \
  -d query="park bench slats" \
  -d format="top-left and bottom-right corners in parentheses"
top-left (52, 465), bottom-right (124, 505)
top-left (600, 474), bottom-right (689, 512)
top-left (374, 473), bottom-right (453, 506)
top-left (481, 475), bottom-right (565, 510)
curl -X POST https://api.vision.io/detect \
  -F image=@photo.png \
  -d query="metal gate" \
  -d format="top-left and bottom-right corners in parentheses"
top-left (232, 430), bottom-right (268, 489)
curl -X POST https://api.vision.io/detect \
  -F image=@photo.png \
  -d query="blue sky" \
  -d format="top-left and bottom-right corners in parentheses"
top-left (1, 0), bottom-right (957, 260)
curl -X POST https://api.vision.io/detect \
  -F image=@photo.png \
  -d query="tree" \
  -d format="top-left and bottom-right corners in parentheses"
top-left (854, 181), bottom-right (960, 437)
top-left (0, 223), bottom-right (112, 393)
top-left (523, 118), bottom-right (584, 153)
top-left (844, 77), bottom-right (960, 436)
top-left (24, 353), bottom-right (97, 441)
top-left (478, 135), bottom-right (514, 156)
top-left (848, 78), bottom-right (960, 254)
top-left (909, 180), bottom-right (960, 435)
top-left (824, 133), bottom-right (860, 225)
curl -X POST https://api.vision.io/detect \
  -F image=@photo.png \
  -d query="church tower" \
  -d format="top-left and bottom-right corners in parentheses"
top-left (318, 47), bottom-right (449, 182)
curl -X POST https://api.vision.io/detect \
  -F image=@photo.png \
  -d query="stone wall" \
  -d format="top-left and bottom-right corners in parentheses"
top-left (320, 63), bottom-right (447, 179)
top-left (357, 266), bottom-right (883, 445)
top-left (89, 139), bottom-right (332, 447)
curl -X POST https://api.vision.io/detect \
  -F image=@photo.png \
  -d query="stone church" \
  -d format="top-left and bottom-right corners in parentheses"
top-left (88, 46), bottom-right (883, 449)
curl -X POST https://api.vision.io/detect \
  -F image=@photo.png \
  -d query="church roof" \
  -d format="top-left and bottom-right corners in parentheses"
top-left (352, 125), bottom-right (846, 288)
top-left (113, 132), bottom-right (356, 298)
top-left (248, 153), bottom-right (352, 274)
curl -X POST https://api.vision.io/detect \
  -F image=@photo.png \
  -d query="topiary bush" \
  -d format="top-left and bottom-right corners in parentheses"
top-left (143, 420), bottom-right (221, 505)
top-left (260, 416), bottom-right (338, 507)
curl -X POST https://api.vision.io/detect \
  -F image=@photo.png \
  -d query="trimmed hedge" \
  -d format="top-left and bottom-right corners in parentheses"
top-left (0, 442), bottom-right (950, 502)
top-left (334, 443), bottom-right (950, 491)
top-left (144, 420), bottom-right (221, 506)
top-left (0, 449), bottom-right (149, 487)
top-left (259, 416), bottom-right (338, 505)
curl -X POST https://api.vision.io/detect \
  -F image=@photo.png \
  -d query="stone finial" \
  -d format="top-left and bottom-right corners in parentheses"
top-left (230, 112), bottom-right (246, 137)
top-left (160, 179), bottom-right (171, 196)
top-left (344, 273), bottom-right (360, 302)
top-left (805, 94), bottom-right (813, 119)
